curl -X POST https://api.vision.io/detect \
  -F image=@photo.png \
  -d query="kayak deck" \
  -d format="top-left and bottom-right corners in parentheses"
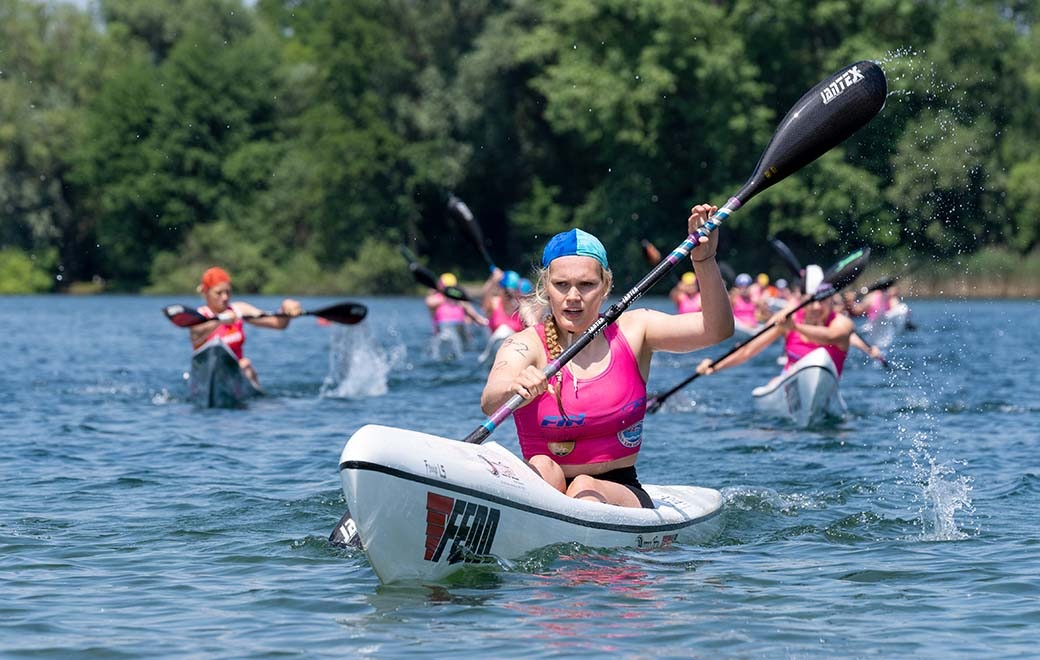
top-left (339, 424), bottom-right (724, 583)
top-left (751, 347), bottom-right (846, 427)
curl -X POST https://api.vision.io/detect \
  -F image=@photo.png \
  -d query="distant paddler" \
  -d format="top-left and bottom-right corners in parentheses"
top-left (189, 267), bottom-right (302, 388)
top-left (425, 272), bottom-right (488, 355)
top-left (477, 268), bottom-right (528, 363)
top-left (697, 265), bottom-right (853, 387)
top-left (670, 271), bottom-right (702, 313)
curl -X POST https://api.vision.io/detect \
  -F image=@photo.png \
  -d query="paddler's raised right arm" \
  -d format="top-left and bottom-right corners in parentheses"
top-left (480, 328), bottom-right (548, 415)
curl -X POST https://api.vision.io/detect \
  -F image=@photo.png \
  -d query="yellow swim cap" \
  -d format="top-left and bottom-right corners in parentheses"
top-left (681, 272), bottom-right (696, 285)
top-left (757, 273), bottom-right (769, 286)
top-left (439, 273), bottom-right (457, 288)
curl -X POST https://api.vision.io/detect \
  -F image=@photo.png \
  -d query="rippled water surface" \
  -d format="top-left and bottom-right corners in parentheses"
top-left (2, 295), bottom-right (1037, 657)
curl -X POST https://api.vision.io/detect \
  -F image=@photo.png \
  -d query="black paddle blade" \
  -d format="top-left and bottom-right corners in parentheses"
top-left (860, 275), bottom-right (898, 295)
top-left (733, 61), bottom-right (888, 205)
top-left (408, 262), bottom-right (440, 290)
top-left (328, 509), bottom-right (361, 549)
top-left (446, 193), bottom-right (475, 222)
top-left (768, 237), bottom-right (803, 278)
top-left (816, 247), bottom-right (871, 299)
top-left (443, 285), bottom-right (471, 302)
top-left (310, 303), bottom-right (368, 325)
top-left (163, 304), bottom-right (208, 327)
top-left (447, 193), bottom-right (496, 268)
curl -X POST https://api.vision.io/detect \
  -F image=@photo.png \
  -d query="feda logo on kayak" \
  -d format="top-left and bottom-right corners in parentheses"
top-left (425, 492), bottom-right (500, 565)
top-left (540, 413), bottom-right (585, 428)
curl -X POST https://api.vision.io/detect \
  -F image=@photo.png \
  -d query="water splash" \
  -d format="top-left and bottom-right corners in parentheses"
top-left (905, 429), bottom-right (974, 541)
top-left (320, 323), bottom-right (402, 398)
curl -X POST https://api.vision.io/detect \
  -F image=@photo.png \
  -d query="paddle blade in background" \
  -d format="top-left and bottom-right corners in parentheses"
top-left (817, 247), bottom-right (871, 298)
top-left (310, 303), bottom-right (368, 325)
top-left (163, 304), bottom-right (208, 327)
top-left (769, 236), bottom-right (804, 278)
top-left (860, 275), bottom-right (898, 295)
top-left (447, 193), bottom-right (496, 269)
top-left (731, 61), bottom-right (888, 205)
top-left (408, 261), bottom-right (440, 290)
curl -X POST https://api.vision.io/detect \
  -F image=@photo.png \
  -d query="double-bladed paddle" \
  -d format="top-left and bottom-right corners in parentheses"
top-left (646, 248), bottom-right (870, 412)
top-left (163, 301), bottom-right (368, 327)
top-left (398, 245), bottom-right (471, 302)
top-left (464, 60), bottom-right (887, 444)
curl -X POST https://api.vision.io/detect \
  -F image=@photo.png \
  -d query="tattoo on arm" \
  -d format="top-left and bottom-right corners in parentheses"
top-left (491, 360), bottom-right (508, 372)
top-left (507, 340), bottom-right (530, 357)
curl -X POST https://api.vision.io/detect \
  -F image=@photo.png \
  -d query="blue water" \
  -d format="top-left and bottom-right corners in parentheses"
top-left (2, 294), bottom-right (1037, 657)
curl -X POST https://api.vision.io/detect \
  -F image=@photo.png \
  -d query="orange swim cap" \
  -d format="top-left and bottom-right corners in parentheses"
top-left (200, 267), bottom-right (231, 291)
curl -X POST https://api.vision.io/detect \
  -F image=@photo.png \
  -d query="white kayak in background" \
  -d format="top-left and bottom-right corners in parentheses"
top-left (338, 424), bottom-right (724, 584)
top-left (188, 337), bottom-right (262, 408)
top-left (860, 303), bottom-right (910, 348)
top-left (734, 319), bottom-right (766, 337)
top-left (477, 325), bottom-right (515, 364)
top-left (752, 347), bottom-right (846, 427)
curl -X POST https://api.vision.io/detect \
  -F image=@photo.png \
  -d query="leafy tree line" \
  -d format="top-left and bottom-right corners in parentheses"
top-left (0, 0), bottom-right (1036, 294)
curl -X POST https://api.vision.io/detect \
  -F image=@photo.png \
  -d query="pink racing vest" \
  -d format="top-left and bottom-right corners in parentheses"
top-left (514, 323), bottom-right (647, 465)
top-left (784, 308), bottom-right (847, 376)
top-left (488, 296), bottom-right (524, 333)
top-left (430, 293), bottom-right (467, 327)
top-left (196, 305), bottom-right (246, 359)
top-left (866, 290), bottom-right (890, 320)
top-left (732, 294), bottom-right (758, 325)
top-left (676, 292), bottom-right (702, 314)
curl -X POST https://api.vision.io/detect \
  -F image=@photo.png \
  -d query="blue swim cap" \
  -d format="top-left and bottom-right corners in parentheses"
top-left (501, 270), bottom-right (520, 290)
top-left (735, 273), bottom-right (753, 287)
top-left (517, 278), bottom-right (534, 295)
top-left (541, 229), bottom-right (608, 269)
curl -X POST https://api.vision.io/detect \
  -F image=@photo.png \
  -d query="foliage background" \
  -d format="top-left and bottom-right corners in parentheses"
top-left (0, 0), bottom-right (1037, 294)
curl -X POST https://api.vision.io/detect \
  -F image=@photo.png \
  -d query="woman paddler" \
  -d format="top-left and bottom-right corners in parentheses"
top-left (696, 264), bottom-right (854, 386)
top-left (190, 267), bottom-right (302, 387)
top-left (669, 271), bottom-right (702, 313)
top-left (480, 204), bottom-right (733, 508)
top-left (424, 272), bottom-right (488, 351)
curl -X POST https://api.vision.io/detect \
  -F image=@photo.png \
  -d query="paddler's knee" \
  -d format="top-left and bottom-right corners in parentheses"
top-left (527, 455), bottom-right (566, 493)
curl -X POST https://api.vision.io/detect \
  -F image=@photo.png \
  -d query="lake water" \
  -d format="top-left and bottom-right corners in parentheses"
top-left (2, 294), bottom-right (1037, 657)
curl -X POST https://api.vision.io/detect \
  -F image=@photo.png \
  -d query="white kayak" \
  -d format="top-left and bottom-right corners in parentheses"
top-left (751, 347), bottom-right (846, 427)
top-left (188, 337), bottom-right (261, 408)
top-left (734, 318), bottom-right (765, 337)
top-left (338, 424), bottom-right (724, 584)
top-left (477, 324), bottom-right (515, 364)
top-left (860, 303), bottom-right (910, 348)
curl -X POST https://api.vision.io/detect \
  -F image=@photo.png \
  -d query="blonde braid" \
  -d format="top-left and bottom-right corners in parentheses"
top-left (544, 314), bottom-right (563, 360)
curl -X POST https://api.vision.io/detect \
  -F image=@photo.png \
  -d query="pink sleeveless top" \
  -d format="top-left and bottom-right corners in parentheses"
top-left (196, 305), bottom-right (246, 359)
top-left (732, 294), bottom-right (758, 324)
top-left (513, 323), bottom-right (647, 465)
top-left (676, 292), bottom-right (702, 314)
top-left (430, 293), bottom-right (467, 326)
top-left (488, 296), bottom-right (524, 332)
top-left (866, 290), bottom-right (889, 320)
top-left (784, 308), bottom-right (847, 376)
